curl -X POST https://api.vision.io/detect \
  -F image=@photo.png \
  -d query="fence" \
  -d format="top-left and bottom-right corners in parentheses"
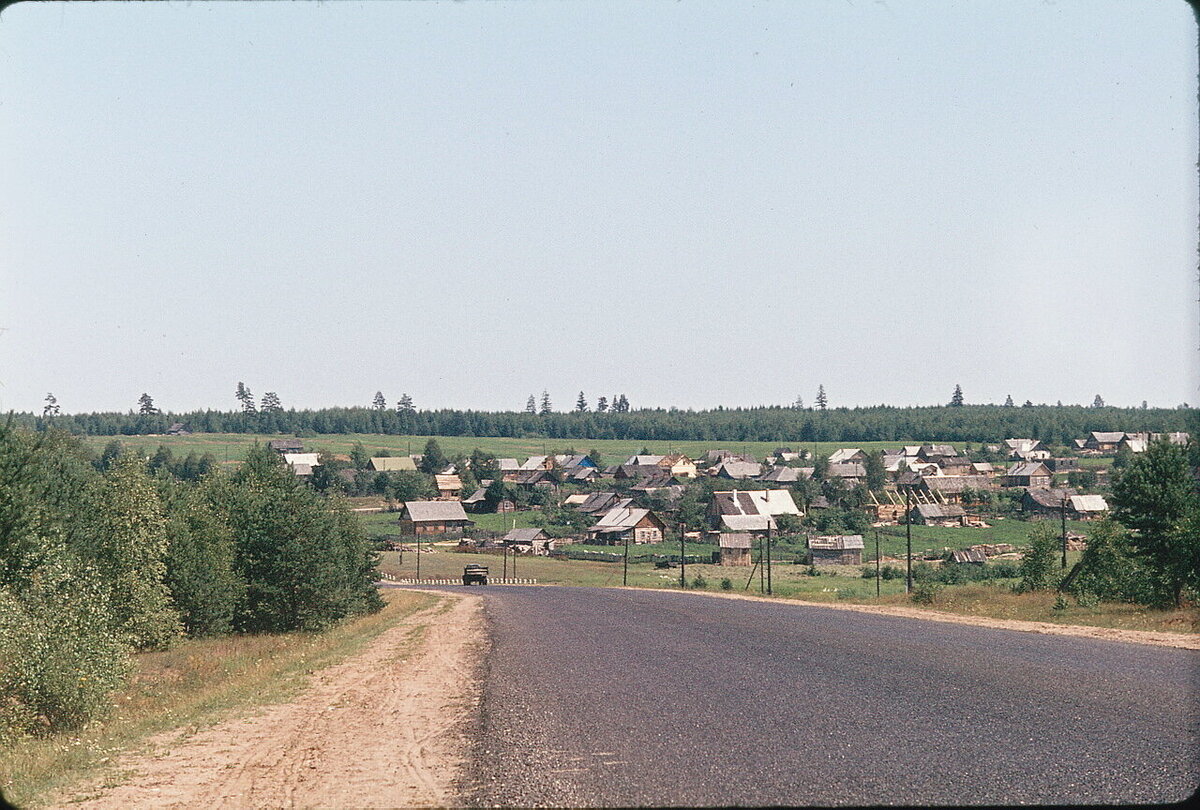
top-left (378, 573), bottom-right (538, 586)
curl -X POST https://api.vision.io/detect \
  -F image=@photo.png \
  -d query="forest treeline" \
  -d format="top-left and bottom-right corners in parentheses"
top-left (0, 422), bottom-right (381, 744)
top-left (16, 403), bottom-right (1198, 444)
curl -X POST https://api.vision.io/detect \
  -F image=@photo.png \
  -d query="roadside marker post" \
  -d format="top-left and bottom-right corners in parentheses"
top-left (1061, 495), bottom-right (1068, 568)
top-left (766, 520), bottom-right (772, 595)
top-left (623, 533), bottom-right (629, 587)
top-left (679, 530), bottom-right (686, 589)
top-left (875, 530), bottom-right (881, 598)
top-left (905, 488), bottom-right (912, 594)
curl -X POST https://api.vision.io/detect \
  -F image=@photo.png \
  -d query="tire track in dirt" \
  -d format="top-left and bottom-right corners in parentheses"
top-left (71, 592), bottom-right (484, 809)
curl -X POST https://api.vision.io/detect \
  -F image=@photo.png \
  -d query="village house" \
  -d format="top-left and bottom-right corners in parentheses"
top-left (908, 502), bottom-right (967, 526)
top-left (1067, 494), bottom-right (1109, 519)
top-left (917, 444), bottom-right (958, 462)
top-left (1004, 439), bottom-right (1050, 460)
top-left (398, 500), bottom-right (474, 537)
top-left (828, 448), bottom-right (867, 465)
top-left (715, 514), bottom-right (775, 536)
top-left (1043, 457), bottom-right (1079, 473)
top-left (268, 438), bottom-right (304, 454)
top-left (709, 489), bottom-right (802, 529)
top-left (658, 453), bottom-right (698, 478)
top-left (938, 456), bottom-right (974, 476)
top-left (915, 474), bottom-right (993, 504)
top-left (757, 465), bottom-right (805, 484)
top-left (587, 506), bottom-right (667, 545)
top-left (574, 492), bottom-right (629, 516)
top-left (714, 459), bottom-right (764, 479)
top-left (1083, 431), bottom-right (1126, 453)
top-left (826, 462), bottom-right (867, 483)
top-left (807, 535), bottom-right (864, 566)
top-left (1021, 487), bottom-right (1078, 516)
top-left (1004, 461), bottom-right (1052, 489)
top-left (166, 422), bottom-right (190, 435)
top-left (369, 456), bottom-right (418, 472)
top-left (497, 458), bottom-right (521, 480)
top-left (716, 533), bottom-right (754, 566)
top-left (434, 474), bottom-right (463, 500)
top-left (503, 527), bottom-right (554, 555)
top-left (282, 452), bottom-right (321, 471)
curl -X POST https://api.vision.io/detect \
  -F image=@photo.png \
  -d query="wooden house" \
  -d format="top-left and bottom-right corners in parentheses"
top-left (709, 489), bottom-right (801, 529)
top-left (575, 492), bottom-right (624, 515)
top-left (497, 458), bottom-right (522, 481)
top-left (1084, 432), bottom-right (1125, 453)
top-left (269, 438), bottom-right (305, 454)
top-left (503, 528), bottom-right (554, 555)
top-left (714, 460), bottom-right (763, 480)
top-left (717, 533), bottom-right (753, 566)
top-left (1004, 462), bottom-right (1052, 489)
top-left (807, 535), bottom-right (864, 566)
top-left (434, 474), bottom-right (463, 500)
top-left (658, 453), bottom-right (698, 478)
top-left (1067, 494), bottom-right (1108, 519)
top-left (1004, 439), bottom-right (1050, 460)
top-left (398, 501), bottom-right (474, 537)
top-left (909, 503), bottom-right (967, 526)
top-left (166, 422), bottom-right (191, 435)
top-left (1021, 487), bottom-right (1078, 516)
top-left (587, 507), bottom-right (667, 545)
top-left (828, 448), bottom-right (867, 465)
top-left (1043, 458), bottom-right (1079, 473)
top-left (757, 466), bottom-right (803, 484)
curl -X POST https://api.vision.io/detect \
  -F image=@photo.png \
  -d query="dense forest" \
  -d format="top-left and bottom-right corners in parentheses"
top-left (0, 423), bottom-right (382, 743)
top-left (15, 403), bottom-right (1198, 444)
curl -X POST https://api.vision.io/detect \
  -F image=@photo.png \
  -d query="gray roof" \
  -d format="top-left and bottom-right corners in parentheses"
top-left (913, 503), bottom-right (965, 519)
top-left (719, 533), bottom-right (754, 549)
top-left (1069, 494), bottom-right (1109, 513)
top-left (1023, 488), bottom-right (1078, 509)
top-left (716, 460), bottom-right (763, 479)
top-left (504, 528), bottom-right (548, 543)
top-left (808, 535), bottom-right (865, 550)
top-left (404, 501), bottom-right (470, 522)
top-left (758, 466), bottom-right (801, 483)
top-left (720, 514), bottom-right (775, 532)
top-left (592, 506), bottom-right (655, 532)
top-left (827, 462), bottom-right (866, 478)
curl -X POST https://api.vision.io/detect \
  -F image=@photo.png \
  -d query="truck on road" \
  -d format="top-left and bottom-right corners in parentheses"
top-left (462, 564), bottom-right (489, 586)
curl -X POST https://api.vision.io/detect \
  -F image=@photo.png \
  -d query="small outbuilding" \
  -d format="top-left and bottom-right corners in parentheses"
top-left (808, 535), bottom-right (864, 566)
top-left (717, 533), bottom-right (754, 566)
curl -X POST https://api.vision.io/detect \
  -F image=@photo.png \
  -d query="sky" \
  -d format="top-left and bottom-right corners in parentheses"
top-left (1, 0), bottom-right (1197, 414)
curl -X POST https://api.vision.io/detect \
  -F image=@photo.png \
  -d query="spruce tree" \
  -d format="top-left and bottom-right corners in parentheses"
top-left (816, 385), bottom-right (828, 411)
top-left (540, 390), bottom-right (552, 415)
top-left (950, 385), bottom-right (964, 407)
top-left (525, 395), bottom-right (537, 414)
top-left (373, 391), bottom-right (387, 410)
top-left (576, 391), bottom-right (588, 412)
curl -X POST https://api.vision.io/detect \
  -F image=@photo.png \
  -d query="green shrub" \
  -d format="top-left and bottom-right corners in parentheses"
top-left (720, 578), bottom-right (733, 590)
top-left (910, 581), bottom-right (942, 605)
top-left (1052, 593), bottom-right (1069, 612)
top-left (692, 575), bottom-right (707, 589)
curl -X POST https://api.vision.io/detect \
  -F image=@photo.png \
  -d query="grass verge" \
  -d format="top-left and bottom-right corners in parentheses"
top-left (1, 589), bottom-right (439, 808)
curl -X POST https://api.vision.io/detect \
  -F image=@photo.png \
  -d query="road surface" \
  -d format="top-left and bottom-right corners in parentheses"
top-left (436, 585), bottom-right (1198, 807)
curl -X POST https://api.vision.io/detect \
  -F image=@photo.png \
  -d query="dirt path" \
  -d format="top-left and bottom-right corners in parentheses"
top-left (72, 592), bottom-right (484, 809)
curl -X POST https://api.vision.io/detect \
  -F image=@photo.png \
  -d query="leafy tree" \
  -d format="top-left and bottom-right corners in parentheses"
top-left (420, 438), bottom-right (447, 474)
top-left (158, 475), bottom-right (242, 637)
top-left (89, 455), bottom-right (181, 649)
top-left (1017, 524), bottom-right (1062, 592)
top-left (469, 448), bottom-right (499, 483)
top-left (576, 391), bottom-right (588, 412)
top-left (372, 391), bottom-right (387, 411)
top-left (540, 390), bottom-right (553, 415)
top-left (816, 385), bottom-right (827, 411)
top-left (1065, 519), bottom-right (1155, 604)
top-left (260, 392), bottom-right (283, 414)
top-left (42, 393), bottom-right (60, 419)
top-left (1109, 439), bottom-right (1200, 607)
top-left (137, 393), bottom-right (158, 415)
top-left (1112, 444), bottom-right (1134, 469)
top-left (596, 396), bottom-right (609, 413)
top-left (391, 470), bottom-right (434, 502)
top-left (949, 384), bottom-right (964, 407)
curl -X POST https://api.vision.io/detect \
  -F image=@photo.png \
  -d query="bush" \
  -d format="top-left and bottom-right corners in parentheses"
top-left (692, 575), bottom-right (707, 589)
top-left (881, 564), bottom-right (905, 580)
top-left (910, 581), bottom-right (942, 605)
top-left (1017, 525), bottom-right (1063, 593)
top-left (720, 578), bottom-right (733, 591)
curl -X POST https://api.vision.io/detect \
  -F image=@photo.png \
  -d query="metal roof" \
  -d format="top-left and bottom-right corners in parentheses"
top-left (808, 535), bottom-right (865, 550)
top-left (404, 501), bottom-right (470, 522)
top-left (370, 456), bottom-right (417, 472)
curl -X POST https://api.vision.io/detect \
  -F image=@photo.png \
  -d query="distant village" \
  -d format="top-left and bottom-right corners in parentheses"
top-left (264, 430), bottom-right (1189, 568)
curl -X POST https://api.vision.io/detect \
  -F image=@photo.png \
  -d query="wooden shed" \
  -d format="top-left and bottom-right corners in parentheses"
top-left (717, 533), bottom-right (753, 566)
top-left (807, 535), bottom-right (864, 566)
top-left (398, 501), bottom-right (474, 537)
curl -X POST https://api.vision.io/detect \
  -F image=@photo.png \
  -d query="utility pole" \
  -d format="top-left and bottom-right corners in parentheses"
top-left (905, 488), bottom-right (913, 594)
top-left (623, 533), bottom-right (629, 586)
top-left (680, 528), bottom-right (686, 588)
top-left (875, 530), bottom-right (881, 598)
top-left (1061, 494), bottom-right (1069, 568)
top-left (766, 519), bottom-right (772, 595)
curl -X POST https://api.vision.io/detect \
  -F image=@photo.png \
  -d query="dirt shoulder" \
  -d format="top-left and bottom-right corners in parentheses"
top-left (68, 592), bottom-right (485, 809)
top-left (662, 588), bottom-right (1200, 650)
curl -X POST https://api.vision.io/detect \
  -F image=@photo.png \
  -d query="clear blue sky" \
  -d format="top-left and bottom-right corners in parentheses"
top-left (2, 0), bottom-right (1196, 414)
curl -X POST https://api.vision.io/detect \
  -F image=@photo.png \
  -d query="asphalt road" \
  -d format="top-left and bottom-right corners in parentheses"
top-left (402, 585), bottom-right (1199, 806)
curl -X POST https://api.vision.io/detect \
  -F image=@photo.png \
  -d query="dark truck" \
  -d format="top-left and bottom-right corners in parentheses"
top-left (462, 564), bottom-right (489, 586)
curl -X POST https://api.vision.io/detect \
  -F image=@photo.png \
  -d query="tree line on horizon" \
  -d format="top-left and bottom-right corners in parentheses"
top-left (17, 400), bottom-right (1197, 444)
